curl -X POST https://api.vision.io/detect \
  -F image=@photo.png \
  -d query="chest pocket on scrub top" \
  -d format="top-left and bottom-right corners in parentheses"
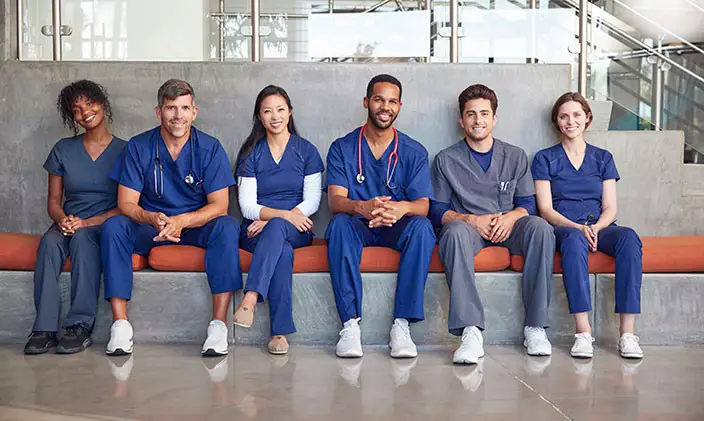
top-left (498, 179), bottom-right (517, 210)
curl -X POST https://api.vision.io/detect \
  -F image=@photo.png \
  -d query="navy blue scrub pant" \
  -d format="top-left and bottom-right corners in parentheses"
top-left (33, 224), bottom-right (102, 332)
top-left (324, 214), bottom-right (436, 324)
top-left (240, 218), bottom-right (312, 336)
top-left (555, 225), bottom-right (642, 314)
top-left (101, 215), bottom-right (242, 300)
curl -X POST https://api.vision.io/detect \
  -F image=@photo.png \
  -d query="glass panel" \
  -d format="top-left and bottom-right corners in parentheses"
top-left (19, 0), bottom-right (54, 60)
top-left (206, 0), bottom-right (250, 61)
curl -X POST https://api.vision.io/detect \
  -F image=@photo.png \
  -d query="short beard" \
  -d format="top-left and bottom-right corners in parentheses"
top-left (368, 109), bottom-right (397, 129)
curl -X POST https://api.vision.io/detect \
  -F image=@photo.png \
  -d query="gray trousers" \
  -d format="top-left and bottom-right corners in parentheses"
top-left (438, 216), bottom-right (554, 336)
top-left (33, 224), bottom-right (102, 332)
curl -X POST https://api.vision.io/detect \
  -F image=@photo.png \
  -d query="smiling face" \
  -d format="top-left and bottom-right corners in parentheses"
top-left (364, 82), bottom-right (402, 130)
top-left (556, 100), bottom-right (591, 140)
top-left (155, 94), bottom-right (198, 140)
top-left (258, 94), bottom-right (291, 137)
top-left (459, 98), bottom-right (497, 142)
top-left (72, 96), bottom-right (106, 132)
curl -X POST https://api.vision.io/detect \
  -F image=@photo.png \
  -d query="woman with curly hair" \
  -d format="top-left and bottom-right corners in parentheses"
top-left (25, 80), bottom-right (127, 355)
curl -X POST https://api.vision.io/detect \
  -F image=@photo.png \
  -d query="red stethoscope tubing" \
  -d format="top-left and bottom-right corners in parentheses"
top-left (356, 124), bottom-right (399, 187)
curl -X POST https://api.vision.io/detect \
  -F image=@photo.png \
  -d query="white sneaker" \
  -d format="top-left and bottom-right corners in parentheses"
top-left (453, 326), bottom-right (485, 364)
top-left (336, 318), bottom-right (363, 358)
top-left (618, 333), bottom-right (644, 359)
top-left (389, 318), bottom-right (418, 358)
top-left (523, 326), bottom-right (552, 356)
top-left (106, 319), bottom-right (134, 356)
top-left (570, 332), bottom-right (595, 359)
top-left (202, 320), bottom-right (229, 356)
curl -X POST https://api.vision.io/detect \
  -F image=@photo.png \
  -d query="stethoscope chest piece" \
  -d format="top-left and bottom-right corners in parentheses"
top-left (356, 173), bottom-right (365, 184)
top-left (184, 174), bottom-right (195, 185)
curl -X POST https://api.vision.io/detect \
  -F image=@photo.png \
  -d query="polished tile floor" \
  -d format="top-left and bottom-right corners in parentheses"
top-left (0, 344), bottom-right (703, 421)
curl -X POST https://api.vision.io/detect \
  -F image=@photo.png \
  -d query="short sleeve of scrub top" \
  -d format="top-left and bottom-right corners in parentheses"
top-left (531, 150), bottom-right (551, 181)
top-left (112, 138), bottom-right (145, 192)
top-left (431, 154), bottom-right (454, 204)
top-left (601, 151), bottom-right (620, 181)
top-left (403, 146), bottom-right (434, 201)
top-left (513, 150), bottom-right (535, 197)
top-left (201, 141), bottom-right (236, 194)
top-left (325, 140), bottom-right (349, 190)
top-left (43, 141), bottom-right (66, 176)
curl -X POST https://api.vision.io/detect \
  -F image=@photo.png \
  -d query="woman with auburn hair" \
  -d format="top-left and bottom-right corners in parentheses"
top-left (532, 92), bottom-right (643, 360)
top-left (233, 85), bottom-right (324, 355)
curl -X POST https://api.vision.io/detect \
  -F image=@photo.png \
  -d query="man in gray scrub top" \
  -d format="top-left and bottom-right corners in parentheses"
top-left (430, 84), bottom-right (555, 364)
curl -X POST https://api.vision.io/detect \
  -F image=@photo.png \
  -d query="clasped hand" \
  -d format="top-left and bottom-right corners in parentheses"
top-left (151, 213), bottom-right (184, 243)
top-left (468, 212), bottom-right (519, 243)
top-left (58, 215), bottom-right (86, 236)
top-left (358, 196), bottom-right (408, 228)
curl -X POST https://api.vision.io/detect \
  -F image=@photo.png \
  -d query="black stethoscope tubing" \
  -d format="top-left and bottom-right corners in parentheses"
top-left (153, 127), bottom-right (203, 198)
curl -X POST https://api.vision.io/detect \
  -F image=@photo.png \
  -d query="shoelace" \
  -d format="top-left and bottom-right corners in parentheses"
top-left (394, 322), bottom-right (411, 340)
top-left (340, 325), bottom-right (358, 339)
top-left (64, 325), bottom-right (86, 338)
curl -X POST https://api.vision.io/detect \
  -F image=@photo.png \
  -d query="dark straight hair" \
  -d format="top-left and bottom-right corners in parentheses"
top-left (235, 85), bottom-right (299, 177)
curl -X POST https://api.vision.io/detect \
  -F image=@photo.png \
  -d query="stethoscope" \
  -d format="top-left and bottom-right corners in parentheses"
top-left (153, 127), bottom-right (203, 198)
top-left (355, 124), bottom-right (399, 189)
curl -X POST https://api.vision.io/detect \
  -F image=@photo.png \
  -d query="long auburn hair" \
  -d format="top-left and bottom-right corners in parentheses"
top-left (235, 85), bottom-right (299, 177)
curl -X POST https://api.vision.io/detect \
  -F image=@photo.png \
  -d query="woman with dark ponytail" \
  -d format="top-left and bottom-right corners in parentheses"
top-left (25, 80), bottom-right (127, 355)
top-left (234, 85), bottom-right (324, 355)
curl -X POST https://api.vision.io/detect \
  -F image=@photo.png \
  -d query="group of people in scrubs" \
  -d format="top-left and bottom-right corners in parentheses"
top-left (25, 74), bottom-right (643, 365)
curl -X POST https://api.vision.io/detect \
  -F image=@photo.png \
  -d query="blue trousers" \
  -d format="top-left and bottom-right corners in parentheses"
top-left (240, 218), bottom-right (313, 336)
top-left (324, 214), bottom-right (436, 324)
top-left (33, 224), bottom-right (102, 332)
top-left (101, 215), bottom-right (242, 300)
top-left (555, 225), bottom-right (642, 314)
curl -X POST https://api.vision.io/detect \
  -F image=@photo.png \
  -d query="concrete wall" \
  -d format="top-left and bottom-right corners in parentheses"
top-left (0, 61), bottom-right (700, 237)
top-left (0, 0), bottom-right (16, 61)
top-left (0, 61), bottom-right (569, 236)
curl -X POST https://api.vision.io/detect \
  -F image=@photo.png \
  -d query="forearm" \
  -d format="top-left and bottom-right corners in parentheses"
top-left (119, 202), bottom-right (156, 226)
top-left (398, 199), bottom-right (429, 217)
top-left (329, 195), bottom-right (362, 215)
top-left (539, 207), bottom-right (581, 229)
top-left (441, 210), bottom-right (470, 225)
top-left (84, 208), bottom-right (121, 227)
top-left (508, 207), bottom-right (529, 220)
top-left (177, 203), bottom-right (229, 229)
top-left (47, 202), bottom-right (66, 224)
top-left (259, 206), bottom-right (293, 221)
top-left (594, 206), bottom-right (617, 229)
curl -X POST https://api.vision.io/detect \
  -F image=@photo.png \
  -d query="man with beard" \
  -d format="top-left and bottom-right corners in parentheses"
top-left (101, 79), bottom-right (242, 357)
top-left (431, 84), bottom-right (555, 364)
top-left (325, 74), bottom-right (436, 359)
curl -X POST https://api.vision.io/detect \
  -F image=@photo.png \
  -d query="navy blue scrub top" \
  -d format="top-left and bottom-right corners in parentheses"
top-left (325, 127), bottom-right (434, 202)
top-left (237, 134), bottom-right (324, 222)
top-left (531, 143), bottom-right (620, 225)
top-left (110, 126), bottom-right (235, 216)
top-left (44, 136), bottom-right (127, 220)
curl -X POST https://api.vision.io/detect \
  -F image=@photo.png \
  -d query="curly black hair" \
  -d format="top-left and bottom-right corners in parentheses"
top-left (57, 80), bottom-right (113, 136)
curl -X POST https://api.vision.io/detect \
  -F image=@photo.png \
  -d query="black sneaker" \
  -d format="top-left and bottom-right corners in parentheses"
top-left (24, 332), bottom-right (58, 355)
top-left (56, 325), bottom-right (93, 354)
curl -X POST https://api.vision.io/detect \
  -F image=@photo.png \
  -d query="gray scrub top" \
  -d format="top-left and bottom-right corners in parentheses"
top-left (43, 136), bottom-right (127, 220)
top-left (432, 138), bottom-right (534, 215)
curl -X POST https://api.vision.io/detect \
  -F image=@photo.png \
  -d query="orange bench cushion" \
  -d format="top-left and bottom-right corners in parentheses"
top-left (148, 244), bottom-right (510, 273)
top-left (510, 236), bottom-right (704, 273)
top-left (0, 232), bottom-right (147, 271)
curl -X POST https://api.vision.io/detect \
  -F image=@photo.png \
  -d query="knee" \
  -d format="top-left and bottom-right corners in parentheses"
top-left (407, 216), bottom-right (435, 235)
top-left (615, 227), bottom-right (642, 250)
top-left (440, 220), bottom-right (473, 243)
top-left (325, 214), bottom-right (354, 238)
top-left (263, 217), bottom-right (289, 234)
top-left (70, 228), bottom-right (99, 251)
top-left (101, 215), bottom-right (130, 238)
top-left (210, 215), bottom-right (239, 237)
top-left (559, 228), bottom-right (588, 252)
top-left (524, 216), bottom-right (553, 236)
top-left (37, 230), bottom-right (64, 254)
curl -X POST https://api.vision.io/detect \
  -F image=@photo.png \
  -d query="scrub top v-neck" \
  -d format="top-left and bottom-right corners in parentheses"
top-left (44, 136), bottom-right (127, 219)
top-left (531, 142), bottom-right (620, 225)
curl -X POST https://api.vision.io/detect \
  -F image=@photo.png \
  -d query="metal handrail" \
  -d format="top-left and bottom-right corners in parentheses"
top-left (610, 0), bottom-right (704, 58)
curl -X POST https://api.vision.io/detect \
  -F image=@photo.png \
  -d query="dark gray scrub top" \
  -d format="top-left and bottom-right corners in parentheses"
top-left (432, 138), bottom-right (535, 215)
top-left (43, 136), bottom-right (127, 220)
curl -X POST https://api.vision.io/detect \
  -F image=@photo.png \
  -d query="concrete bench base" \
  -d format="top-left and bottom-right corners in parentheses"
top-left (0, 270), bottom-right (233, 344)
top-left (1, 271), bottom-right (702, 346)
top-left (235, 273), bottom-right (594, 346)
